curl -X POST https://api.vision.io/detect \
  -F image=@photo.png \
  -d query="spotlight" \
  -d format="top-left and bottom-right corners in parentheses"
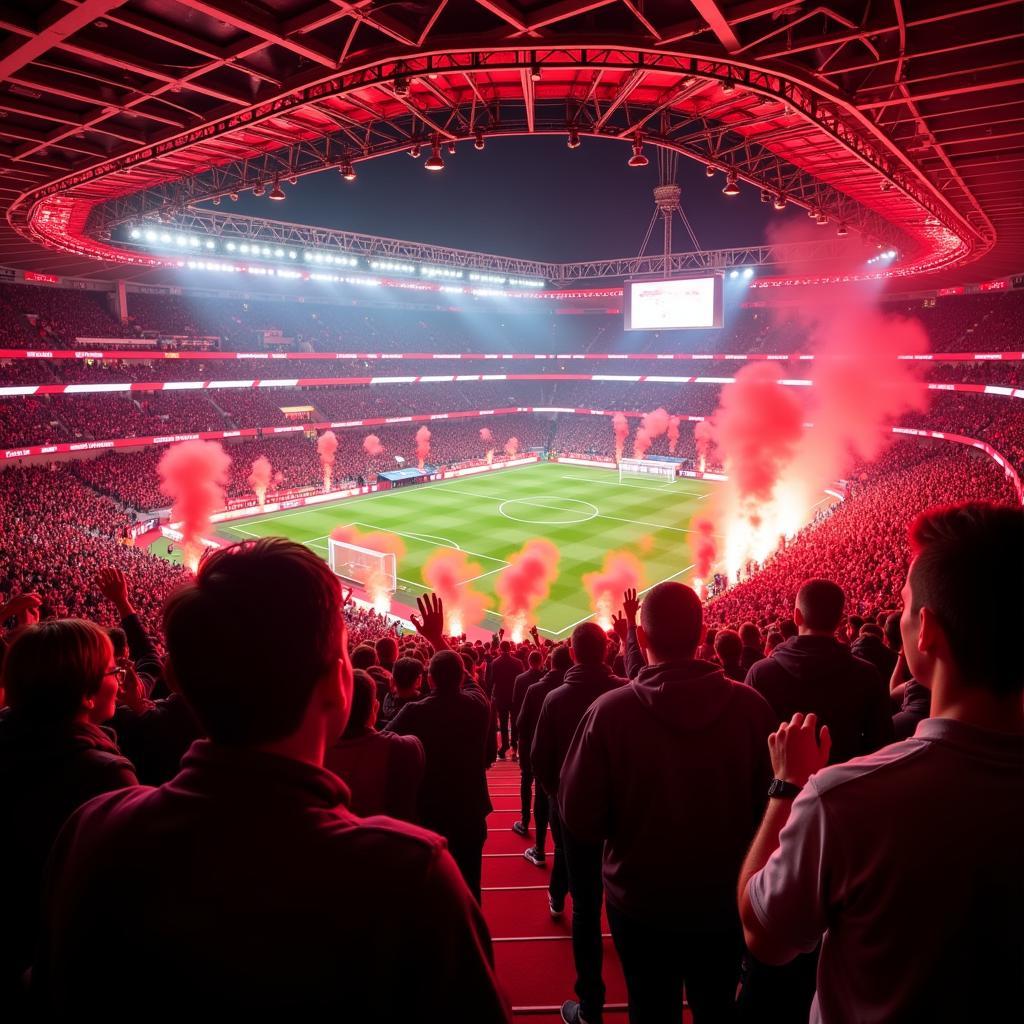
top-left (722, 80), bottom-right (736, 94)
top-left (340, 159), bottom-right (356, 181)
top-left (729, 269), bottom-right (739, 279)
top-left (229, 192), bottom-right (239, 202)
top-left (705, 163), bottom-right (715, 177)
top-left (772, 192), bottom-right (786, 211)
top-left (760, 189), bottom-right (770, 204)
top-left (288, 175), bottom-right (297, 185)
top-left (252, 182), bottom-right (265, 197)
top-left (567, 128), bottom-right (581, 149)
top-left (816, 210), bottom-right (828, 225)
top-left (447, 140), bottom-right (456, 155)
top-left (212, 196), bottom-right (221, 205)
top-left (268, 177), bottom-right (285, 201)
top-left (807, 206), bottom-right (817, 219)
top-left (474, 130), bottom-right (485, 150)
top-left (530, 65), bottom-right (541, 81)
top-left (836, 222), bottom-right (848, 237)
top-left (628, 135), bottom-right (648, 168)
top-left (424, 140), bottom-right (444, 171)
top-left (409, 143), bottom-right (421, 159)
top-left (743, 267), bottom-right (754, 279)
top-left (722, 171), bottom-right (740, 196)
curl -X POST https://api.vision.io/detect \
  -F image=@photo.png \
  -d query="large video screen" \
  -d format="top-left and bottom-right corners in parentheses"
top-left (624, 275), bottom-right (723, 330)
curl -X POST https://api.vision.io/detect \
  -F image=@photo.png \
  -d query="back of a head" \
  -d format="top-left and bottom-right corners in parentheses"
top-left (163, 538), bottom-right (344, 746)
top-left (714, 628), bottom-right (742, 664)
top-left (640, 581), bottom-right (702, 660)
top-left (528, 650), bottom-right (543, 669)
top-left (860, 623), bottom-right (884, 641)
top-left (429, 649), bottom-right (464, 695)
top-left (796, 579), bottom-right (846, 634)
top-left (570, 622), bottom-right (608, 666)
top-left (908, 502), bottom-right (1023, 695)
top-left (779, 618), bottom-right (798, 640)
top-left (3, 618), bottom-right (112, 720)
top-left (550, 645), bottom-right (573, 673)
top-left (351, 644), bottom-right (378, 670)
top-left (392, 656), bottom-right (423, 693)
top-left (374, 636), bottom-right (398, 667)
top-left (342, 669), bottom-right (376, 737)
top-left (739, 622), bottom-right (761, 647)
top-left (107, 627), bottom-right (128, 660)
top-left (499, 640), bottom-right (511, 655)
top-left (883, 612), bottom-right (902, 651)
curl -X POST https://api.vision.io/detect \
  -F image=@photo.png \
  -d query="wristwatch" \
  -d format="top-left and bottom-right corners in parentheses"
top-left (768, 778), bottom-right (803, 800)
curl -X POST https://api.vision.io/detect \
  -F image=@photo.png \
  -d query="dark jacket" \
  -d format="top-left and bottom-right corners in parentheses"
top-left (514, 668), bottom-right (567, 773)
top-left (851, 633), bottom-right (899, 684)
top-left (487, 653), bottom-right (524, 710)
top-left (893, 679), bottom-right (931, 739)
top-left (324, 730), bottom-right (424, 822)
top-left (121, 611), bottom-right (165, 697)
top-left (510, 667), bottom-right (544, 744)
top-left (0, 712), bottom-right (137, 995)
top-left (745, 635), bottom-right (895, 764)
top-left (110, 692), bottom-right (202, 786)
top-left (388, 691), bottom-right (493, 835)
top-left (531, 662), bottom-right (626, 798)
top-left (739, 644), bottom-right (764, 676)
top-left (31, 741), bottom-right (509, 1019)
top-left (560, 660), bottom-right (776, 927)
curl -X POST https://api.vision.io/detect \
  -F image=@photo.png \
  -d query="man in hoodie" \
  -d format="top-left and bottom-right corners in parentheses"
top-left (745, 579), bottom-right (894, 766)
top-left (515, 644), bottom-right (572, 871)
top-left (561, 582), bottom-right (776, 1023)
top-left (850, 622), bottom-right (899, 685)
top-left (487, 640), bottom-right (524, 758)
top-left (510, 648), bottom-right (546, 790)
top-left (532, 623), bottom-right (626, 1024)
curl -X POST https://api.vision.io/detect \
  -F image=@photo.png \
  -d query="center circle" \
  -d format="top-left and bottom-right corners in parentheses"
top-left (497, 496), bottom-right (599, 525)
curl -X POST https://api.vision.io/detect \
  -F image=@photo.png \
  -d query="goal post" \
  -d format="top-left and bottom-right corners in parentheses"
top-left (327, 538), bottom-right (397, 594)
top-left (618, 458), bottom-right (679, 484)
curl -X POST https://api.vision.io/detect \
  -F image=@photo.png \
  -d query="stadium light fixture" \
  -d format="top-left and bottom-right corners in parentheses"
top-left (567, 127), bottom-right (581, 149)
top-left (252, 182), bottom-right (265, 197)
top-left (530, 64), bottom-right (542, 81)
top-left (409, 143), bottom-right (421, 159)
top-left (816, 211), bottom-right (829, 225)
top-left (705, 164), bottom-right (715, 177)
top-left (229, 192), bottom-right (239, 202)
top-left (268, 177), bottom-right (285, 201)
top-left (729, 269), bottom-right (739, 279)
top-left (836, 222), bottom-right (849, 237)
top-left (447, 140), bottom-right (456, 155)
top-left (288, 175), bottom-right (298, 186)
top-left (129, 228), bottom-right (141, 240)
top-left (760, 189), bottom-right (770, 204)
top-left (628, 135), bottom-right (649, 168)
top-left (773, 192), bottom-right (787, 210)
top-left (722, 171), bottom-right (740, 196)
top-left (212, 196), bottom-right (221, 205)
top-left (474, 130), bottom-right (485, 150)
top-left (340, 159), bottom-right (356, 181)
top-left (424, 139), bottom-right (445, 171)
top-left (743, 267), bottom-right (754, 279)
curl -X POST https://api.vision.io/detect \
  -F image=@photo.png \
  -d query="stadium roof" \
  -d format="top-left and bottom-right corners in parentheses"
top-left (0, 0), bottom-right (1021, 287)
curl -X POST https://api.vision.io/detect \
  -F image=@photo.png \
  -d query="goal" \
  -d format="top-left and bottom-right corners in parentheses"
top-left (618, 458), bottom-right (678, 484)
top-left (327, 537), bottom-right (397, 594)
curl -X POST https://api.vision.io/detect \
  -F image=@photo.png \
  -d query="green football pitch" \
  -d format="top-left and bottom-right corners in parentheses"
top-left (205, 462), bottom-right (715, 637)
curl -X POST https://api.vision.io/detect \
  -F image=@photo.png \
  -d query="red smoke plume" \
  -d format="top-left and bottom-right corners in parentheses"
top-left (317, 430), bottom-right (338, 490)
top-left (495, 538), bottom-right (560, 639)
top-left (329, 524), bottom-right (406, 613)
top-left (479, 427), bottom-right (493, 443)
top-left (415, 426), bottom-right (431, 469)
top-left (632, 429), bottom-right (651, 459)
top-left (632, 407), bottom-right (671, 459)
top-left (612, 413), bottom-right (629, 462)
top-left (247, 456), bottom-right (272, 508)
top-left (583, 551), bottom-right (646, 629)
top-left (421, 549), bottom-right (492, 635)
top-left (363, 434), bottom-right (383, 457)
top-left (667, 416), bottom-right (681, 454)
top-left (158, 440), bottom-right (232, 572)
top-left (504, 437), bottom-right (519, 457)
top-left (694, 420), bottom-right (714, 473)
top-left (690, 516), bottom-right (718, 597)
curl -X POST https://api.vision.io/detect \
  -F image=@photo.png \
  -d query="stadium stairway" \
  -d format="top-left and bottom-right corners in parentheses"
top-left (482, 760), bottom-right (653, 1021)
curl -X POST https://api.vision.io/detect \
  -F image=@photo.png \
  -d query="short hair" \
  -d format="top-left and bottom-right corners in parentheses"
top-left (550, 645), bottom-right (573, 673)
top-left (351, 644), bottom-right (378, 670)
top-left (163, 538), bottom-right (344, 745)
top-left (883, 612), bottom-right (902, 651)
top-left (429, 649), bottom-right (464, 695)
top-left (392, 656), bottom-right (423, 693)
top-left (3, 619), bottom-right (113, 720)
top-left (860, 623), bottom-right (884, 640)
top-left (107, 627), bottom-right (128, 659)
top-left (765, 630), bottom-right (784, 653)
top-left (374, 636), bottom-right (398, 667)
top-left (779, 618), bottom-right (798, 639)
top-left (527, 650), bottom-right (543, 669)
top-left (847, 614), bottom-right (864, 635)
top-left (499, 640), bottom-right (511, 654)
top-left (640, 582), bottom-right (702, 659)
top-left (739, 622), bottom-right (761, 647)
top-left (796, 579), bottom-right (846, 632)
top-left (714, 628), bottom-right (742, 663)
top-left (704, 627), bottom-right (718, 646)
top-left (343, 669), bottom-right (376, 736)
top-left (908, 502), bottom-right (1023, 695)
top-left (571, 622), bottom-right (608, 665)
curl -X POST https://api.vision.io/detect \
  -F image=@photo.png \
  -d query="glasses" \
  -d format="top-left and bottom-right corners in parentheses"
top-left (104, 666), bottom-right (128, 684)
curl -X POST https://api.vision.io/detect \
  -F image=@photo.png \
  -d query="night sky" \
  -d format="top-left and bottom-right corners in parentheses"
top-left (223, 136), bottom-right (776, 263)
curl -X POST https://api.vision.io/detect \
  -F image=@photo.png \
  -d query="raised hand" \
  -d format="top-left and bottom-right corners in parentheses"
top-left (769, 712), bottom-right (832, 788)
top-left (622, 587), bottom-right (640, 627)
top-left (611, 611), bottom-right (628, 641)
top-left (410, 592), bottom-right (446, 651)
top-left (96, 567), bottom-right (134, 617)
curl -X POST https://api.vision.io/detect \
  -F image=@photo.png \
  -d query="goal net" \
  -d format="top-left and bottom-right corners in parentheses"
top-left (618, 458), bottom-right (678, 484)
top-left (328, 538), bottom-right (397, 594)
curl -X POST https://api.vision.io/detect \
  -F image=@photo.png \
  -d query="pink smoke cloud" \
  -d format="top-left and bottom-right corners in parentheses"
top-left (504, 437), bottom-right (519, 457)
top-left (362, 434), bottom-right (383, 457)
top-left (495, 538), bottom-right (560, 638)
top-left (612, 413), bottom-right (629, 462)
top-left (667, 416), bottom-right (681, 454)
top-left (582, 551), bottom-right (646, 629)
top-left (421, 549), bottom-right (492, 634)
top-left (317, 430), bottom-right (338, 490)
top-left (415, 425), bottom-right (431, 468)
top-left (158, 440), bottom-right (232, 572)
top-left (247, 456), bottom-right (272, 508)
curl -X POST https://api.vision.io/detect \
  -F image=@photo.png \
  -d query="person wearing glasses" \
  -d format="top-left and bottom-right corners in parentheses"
top-left (0, 618), bottom-right (138, 1008)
